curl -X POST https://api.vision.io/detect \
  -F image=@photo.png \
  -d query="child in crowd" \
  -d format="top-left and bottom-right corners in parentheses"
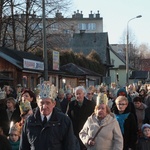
top-left (8, 123), bottom-right (21, 150)
top-left (136, 123), bottom-right (150, 150)
top-left (133, 96), bottom-right (147, 137)
top-left (0, 126), bottom-right (12, 150)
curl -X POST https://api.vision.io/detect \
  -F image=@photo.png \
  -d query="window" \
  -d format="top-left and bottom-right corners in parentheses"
top-left (78, 23), bottom-right (96, 31)
top-left (111, 59), bottom-right (115, 65)
top-left (39, 23), bottom-right (43, 29)
top-left (78, 23), bottom-right (87, 30)
top-left (22, 76), bottom-right (27, 88)
top-left (87, 23), bottom-right (96, 30)
top-left (50, 23), bottom-right (58, 30)
top-left (63, 29), bottom-right (70, 34)
top-left (30, 76), bottom-right (34, 91)
top-left (7, 24), bottom-right (13, 32)
top-left (52, 76), bottom-right (56, 86)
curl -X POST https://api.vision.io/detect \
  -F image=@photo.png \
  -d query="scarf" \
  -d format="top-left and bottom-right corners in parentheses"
top-left (115, 113), bottom-right (130, 134)
top-left (9, 139), bottom-right (20, 150)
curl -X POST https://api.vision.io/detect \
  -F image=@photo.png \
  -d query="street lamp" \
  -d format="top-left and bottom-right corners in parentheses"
top-left (126, 15), bottom-right (142, 85)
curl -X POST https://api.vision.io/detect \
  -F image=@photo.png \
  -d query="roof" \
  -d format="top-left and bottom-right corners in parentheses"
top-left (70, 32), bottom-right (111, 66)
top-left (0, 47), bottom-right (43, 71)
top-left (61, 63), bottom-right (102, 76)
top-left (129, 71), bottom-right (148, 79)
top-left (110, 46), bottom-right (126, 64)
top-left (109, 46), bottom-right (134, 69)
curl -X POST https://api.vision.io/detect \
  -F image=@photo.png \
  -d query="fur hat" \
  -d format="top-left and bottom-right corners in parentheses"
top-left (141, 123), bottom-right (150, 132)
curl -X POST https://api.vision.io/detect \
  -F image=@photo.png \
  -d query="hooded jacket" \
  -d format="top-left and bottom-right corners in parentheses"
top-left (112, 87), bottom-right (137, 123)
top-left (79, 113), bottom-right (123, 150)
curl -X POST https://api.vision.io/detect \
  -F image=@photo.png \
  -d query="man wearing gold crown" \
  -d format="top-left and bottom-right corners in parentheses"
top-left (19, 82), bottom-right (77, 150)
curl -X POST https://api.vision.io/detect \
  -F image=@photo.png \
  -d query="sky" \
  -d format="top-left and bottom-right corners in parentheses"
top-left (70, 0), bottom-right (150, 47)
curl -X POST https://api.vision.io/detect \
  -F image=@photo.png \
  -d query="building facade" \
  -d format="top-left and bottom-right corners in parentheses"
top-left (2, 10), bottom-right (103, 51)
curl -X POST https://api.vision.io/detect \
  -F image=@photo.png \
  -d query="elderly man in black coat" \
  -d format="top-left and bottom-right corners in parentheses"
top-left (67, 86), bottom-right (95, 150)
top-left (19, 82), bottom-right (77, 150)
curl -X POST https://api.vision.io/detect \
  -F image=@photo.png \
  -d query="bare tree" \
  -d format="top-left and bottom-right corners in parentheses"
top-left (119, 28), bottom-right (142, 69)
top-left (138, 43), bottom-right (150, 58)
top-left (0, 0), bottom-right (72, 51)
top-left (129, 44), bottom-right (140, 69)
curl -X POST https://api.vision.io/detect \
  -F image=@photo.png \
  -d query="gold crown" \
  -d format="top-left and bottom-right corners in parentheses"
top-left (96, 93), bottom-right (108, 105)
top-left (0, 88), bottom-right (6, 99)
top-left (19, 101), bottom-right (32, 115)
top-left (37, 81), bottom-right (57, 100)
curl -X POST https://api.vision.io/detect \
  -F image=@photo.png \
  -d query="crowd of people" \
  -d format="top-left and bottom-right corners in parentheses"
top-left (0, 82), bottom-right (150, 150)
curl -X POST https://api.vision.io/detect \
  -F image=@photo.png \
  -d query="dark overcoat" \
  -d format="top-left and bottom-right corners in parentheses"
top-left (113, 105), bottom-right (138, 150)
top-left (19, 107), bottom-right (76, 150)
top-left (0, 104), bottom-right (21, 135)
top-left (67, 97), bottom-right (95, 149)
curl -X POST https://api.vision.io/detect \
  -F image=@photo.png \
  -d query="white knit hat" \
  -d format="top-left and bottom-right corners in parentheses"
top-left (141, 123), bottom-right (150, 132)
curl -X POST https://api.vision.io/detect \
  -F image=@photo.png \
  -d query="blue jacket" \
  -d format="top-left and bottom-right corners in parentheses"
top-left (19, 107), bottom-right (77, 150)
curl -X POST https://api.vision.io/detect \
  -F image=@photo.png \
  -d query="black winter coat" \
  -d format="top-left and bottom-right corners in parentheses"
top-left (19, 107), bottom-right (77, 150)
top-left (0, 135), bottom-right (12, 150)
top-left (113, 105), bottom-right (138, 150)
top-left (0, 105), bottom-right (21, 136)
top-left (67, 97), bottom-right (95, 149)
top-left (136, 137), bottom-right (150, 150)
top-left (143, 106), bottom-right (150, 124)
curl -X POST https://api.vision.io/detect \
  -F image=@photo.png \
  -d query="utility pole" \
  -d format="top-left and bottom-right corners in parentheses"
top-left (42, 0), bottom-right (48, 80)
top-left (126, 15), bottom-right (142, 85)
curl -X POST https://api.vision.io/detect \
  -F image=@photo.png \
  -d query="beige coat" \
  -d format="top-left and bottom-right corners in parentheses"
top-left (79, 113), bottom-right (123, 150)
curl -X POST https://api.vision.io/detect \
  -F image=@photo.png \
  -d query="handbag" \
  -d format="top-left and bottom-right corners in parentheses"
top-left (92, 126), bottom-right (104, 140)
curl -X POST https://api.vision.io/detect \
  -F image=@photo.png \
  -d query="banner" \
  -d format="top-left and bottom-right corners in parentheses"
top-left (53, 51), bottom-right (59, 70)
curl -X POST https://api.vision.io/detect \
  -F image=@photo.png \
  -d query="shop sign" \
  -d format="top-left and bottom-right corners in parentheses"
top-left (23, 59), bottom-right (44, 70)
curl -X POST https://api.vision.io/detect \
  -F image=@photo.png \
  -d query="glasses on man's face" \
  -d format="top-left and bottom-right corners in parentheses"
top-left (116, 103), bottom-right (127, 106)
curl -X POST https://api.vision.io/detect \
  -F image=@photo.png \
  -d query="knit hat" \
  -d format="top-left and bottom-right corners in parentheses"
top-left (117, 88), bottom-right (127, 97)
top-left (141, 123), bottom-right (150, 132)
